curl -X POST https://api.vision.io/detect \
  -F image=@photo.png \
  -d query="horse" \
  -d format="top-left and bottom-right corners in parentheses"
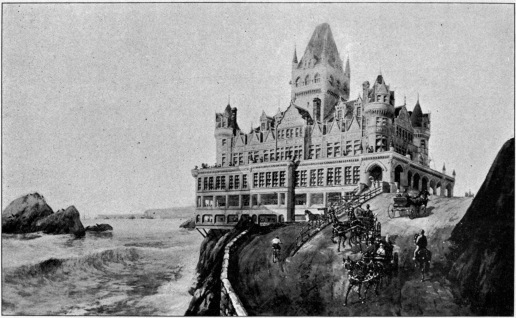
top-left (304, 210), bottom-right (323, 228)
top-left (332, 221), bottom-right (351, 252)
top-left (343, 256), bottom-right (367, 306)
top-left (413, 234), bottom-right (432, 282)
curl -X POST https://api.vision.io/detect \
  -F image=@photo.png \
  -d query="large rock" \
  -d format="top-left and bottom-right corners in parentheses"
top-left (85, 223), bottom-right (113, 232)
top-left (448, 138), bottom-right (514, 315)
top-left (2, 193), bottom-right (54, 234)
top-left (36, 206), bottom-right (85, 237)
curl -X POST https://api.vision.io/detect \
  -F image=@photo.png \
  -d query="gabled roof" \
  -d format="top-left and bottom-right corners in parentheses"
top-left (411, 100), bottom-right (423, 127)
top-left (311, 123), bottom-right (323, 137)
top-left (264, 130), bottom-right (276, 142)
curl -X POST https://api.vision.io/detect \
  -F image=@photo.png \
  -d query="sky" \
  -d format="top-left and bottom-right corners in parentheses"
top-left (2, 3), bottom-right (514, 217)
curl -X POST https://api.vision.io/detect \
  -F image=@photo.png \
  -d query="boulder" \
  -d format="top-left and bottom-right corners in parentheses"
top-left (2, 193), bottom-right (54, 234)
top-left (35, 206), bottom-right (85, 237)
top-left (85, 223), bottom-right (113, 232)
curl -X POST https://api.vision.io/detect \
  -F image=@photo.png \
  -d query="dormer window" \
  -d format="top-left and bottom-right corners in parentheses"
top-left (377, 95), bottom-right (381, 102)
top-left (314, 73), bottom-right (321, 83)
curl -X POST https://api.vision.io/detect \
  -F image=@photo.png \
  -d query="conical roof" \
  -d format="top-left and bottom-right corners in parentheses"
top-left (410, 99), bottom-right (423, 127)
top-left (301, 23), bottom-right (341, 68)
top-left (292, 47), bottom-right (298, 63)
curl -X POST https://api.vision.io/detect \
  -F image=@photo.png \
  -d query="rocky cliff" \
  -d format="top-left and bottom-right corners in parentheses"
top-left (448, 138), bottom-right (514, 315)
top-left (185, 220), bottom-right (256, 316)
top-left (2, 193), bottom-right (85, 237)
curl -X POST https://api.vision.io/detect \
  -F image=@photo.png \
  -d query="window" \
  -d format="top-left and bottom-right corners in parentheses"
top-left (272, 171), bottom-right (279, 187)
top-left (204, 177), bottom-right (208, 190)
top-left (309, 145), bottom-right (314, 159)
top-left (203, 196), bottom-right (213, 207)
top-left (220, 176), bottom-right (225, 189)
top-left (315, 145), bottom-right (321, 159)
top-left (295, 77), bottom-right (301, 87)
top-left (311, 193), bottom-right (324, 205)
top-left (266, 172), bottom-right (272, 187)
top-left (229, 176), bottom-right (233, 190)
top-left (222, 156), bottom-right (226, 166)
top-left (310, 170), bottom-right (316, 186)
top-left (239, 153), bottom-right (244, 165)
top-left (279, 171), bottom-right (286, 187)
top-left (295, 193), bottom-right (307, 206)
top-left (222, 139), bottom-right (226, 146)
top-left (259, 172), bottom-right (265, 187)
top-left (235, 175), bottom-right (240, 189)
top-left (353, 166), bottom-right (360, 184)
top-left (327, 143), bottom-right (333, 157)
top-left (270, 150), bottom-right (275, 161)
top-left (208, 177), bottom-right (214, 190)
top-left (335, 167), bottom-right (342, 185)
top-left (327, 168), bottom-right (334, 186)
top-left (376, 135), bottom-right (387, 152)
top-left (197, 178), bottom-right (202, 191)
top-left (295, 170), bottom-right (300, 187)
top-left (228, 195), bottom-right (239, 207)
top-left (344, 167), bottom-right (351, 184)
top-left (262, 193), bottom-right (278, 205)
top-left (314, 73), bottom-right (320, 83)
top-left (253, 173), bottom-right (258, 188)
top-left (215, 176), bottom-right (221, 189)
top-left (329, 75), bottom-right (334, 86)
top-left (264, 153), bottom-right (269, 162)
top-left (317, 169), bottom-right (324, 186)
top-left (305, 75), bottom-right (310, 86)
top-left (216, 196), bottom-right (226, 207)
top-left (377, 95), bottom-right (381, 102)
top-left (337, 110), bottom-right (342, 119)
top-left (354, 140), bottom-right (361, 155)
top-left (346, 141), bottom-right (352, 155)
top-left (300, 170), bottom-right (307, 187)
top-left (243, 175), bottom-right (248, 189)
top-left (334, 142), bottom-right (340, 157)
top-left (232, 154), bottom-right (238, 165)
top-left (242, 194), bottom-right (250, 206)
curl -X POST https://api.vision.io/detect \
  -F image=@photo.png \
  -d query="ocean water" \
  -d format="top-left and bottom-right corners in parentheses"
top-left (1, 218), bottom-right (204, 316)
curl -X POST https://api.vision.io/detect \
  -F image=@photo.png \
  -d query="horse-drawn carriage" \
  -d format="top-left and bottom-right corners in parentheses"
top-left (387, 190), bottom-right (430, 219)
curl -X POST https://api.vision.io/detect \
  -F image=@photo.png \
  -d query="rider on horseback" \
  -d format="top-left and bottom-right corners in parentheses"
top-left (413, 230), bottom-right (427, 260)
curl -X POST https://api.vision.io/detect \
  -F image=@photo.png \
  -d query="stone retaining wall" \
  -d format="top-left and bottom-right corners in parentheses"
top-left (220, 230), bottom-right (248, 316)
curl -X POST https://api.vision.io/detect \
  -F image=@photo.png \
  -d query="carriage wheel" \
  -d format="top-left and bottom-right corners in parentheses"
top-left (409, 206), bottom-right (416, 219)
top-left (387, 204), bottom-right (395, 219)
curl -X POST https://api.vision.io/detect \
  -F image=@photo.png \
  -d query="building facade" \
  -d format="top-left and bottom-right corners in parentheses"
top-left (191, 23), bottom-right (455, 229)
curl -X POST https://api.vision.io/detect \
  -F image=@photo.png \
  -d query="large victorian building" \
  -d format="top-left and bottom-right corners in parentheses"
top-left (192, 23), bottom-right (455, 229)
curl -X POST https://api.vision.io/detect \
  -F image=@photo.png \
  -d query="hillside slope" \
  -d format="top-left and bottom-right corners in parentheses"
top-left (232, 194), bottom-right (473, 315)
top-left (447, 138), bottom-right (514, 315)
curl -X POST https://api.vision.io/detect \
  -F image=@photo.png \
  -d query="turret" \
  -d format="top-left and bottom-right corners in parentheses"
top-left (442, 163), bottom-right (446, 174)
top-left (411, 95), bottom-right (431, 166)
top-left (215, 104), bottom-right (239, 166)
top-left (363, 73), bottom-right (395, 153)
top-left (452, 169), bottom-right (456, 177)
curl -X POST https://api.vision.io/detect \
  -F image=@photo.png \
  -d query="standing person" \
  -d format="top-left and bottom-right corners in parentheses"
top-left (413, 230), bottom-right (428, 260)
top-left (271, 236), bottom-right (282, 262)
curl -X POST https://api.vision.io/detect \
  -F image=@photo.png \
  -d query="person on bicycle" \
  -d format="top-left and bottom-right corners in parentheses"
top-left (413, 229), bottom-right (428, 260)
top-left (272, 236), bottom-right (282, 251)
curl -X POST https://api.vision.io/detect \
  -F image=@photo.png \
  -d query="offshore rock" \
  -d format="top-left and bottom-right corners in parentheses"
top-left (448, 138), bottom-right (514, 315)
top-left (2, 193), bottom-right (54, 234)
top-left (35, 206), bottom-right (85, 237)
top-left (85, 223), bottom-right (113, 232)
top-left (179, 218), bottom-right (196, 230)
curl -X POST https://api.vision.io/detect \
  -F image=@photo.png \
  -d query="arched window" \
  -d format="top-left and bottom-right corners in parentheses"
top-left (329, 75), bottom-right (334, 86)
top-left (314, 73), bottom-right (321, 83)
top-left (295, 77), bottom-right (301, 87)
top-left (305, 75), bottom-right (310, 86)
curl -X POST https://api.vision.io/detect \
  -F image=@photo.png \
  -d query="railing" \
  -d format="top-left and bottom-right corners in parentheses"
top-left (289, 186), bottom-right (384, 257)
top-left (220, 230), bottom-right (249, 316)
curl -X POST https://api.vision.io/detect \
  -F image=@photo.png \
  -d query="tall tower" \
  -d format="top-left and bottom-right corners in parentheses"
top-left (410, 97), bottom-right (431, 166)
top-left (363, 73), bottom-right (395, 153)
top-left (291, 23), bottom-right (349, 122)
top-left (214, 104), bottom-right (238, 166)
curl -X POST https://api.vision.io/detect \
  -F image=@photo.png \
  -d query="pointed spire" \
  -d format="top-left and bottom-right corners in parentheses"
top-left (404, 95), bottom-right (407, 105)
top-left (292, 45), bottom-right (298, 64)
top-left (345, 56), bottom-right (350, 75)
top-left (442, 163), bottom-right (446, 173)
top-left (452, 169), bottom-right (456, 176)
